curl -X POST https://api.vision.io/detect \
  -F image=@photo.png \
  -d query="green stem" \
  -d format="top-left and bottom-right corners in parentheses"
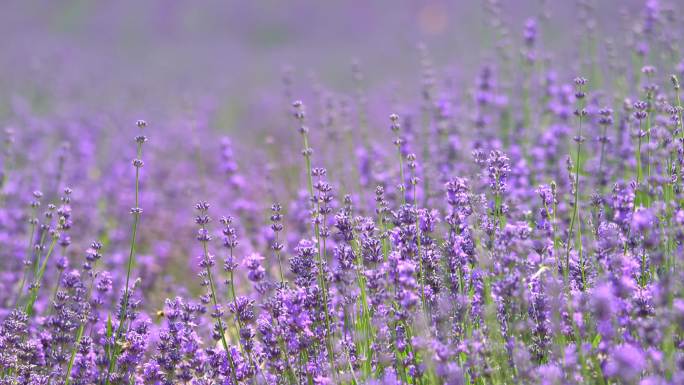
top-left (24, 235), bottom-right (58, 317)
top-left (300, 128), bottom-right (336, 376)
top-left (412, 169), bottom-right (426, 314)
top-left (397, 146), bottom-right (406, 205)
top-left (105, 140), bottom-right (143, 385)
top-left (65, 260), bottom-right (101, 385)
top-left (565, 94), bottom-right (585, 287)
top-left (14, 207), bottom-right (37, 307)
top-left (636, 119), bottom-right (643, 205)
top-left (203, 228), bottom-right (239, 385)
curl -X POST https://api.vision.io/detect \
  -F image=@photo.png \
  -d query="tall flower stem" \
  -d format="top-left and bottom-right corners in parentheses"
top-left (226, 248), bottom-right (264, 384)
top-left (633, 99), bottom-right (649, 209)
top-left (23, 233), bottom-right (58, 317)
top-left (675, 76), bottom-right (684, 162)
top-left (14, 197), bottom-right (40, 307)
top-left (65, 242), bottom-right (103, 385)
top-left (195, 205), bottom-right (239, 385)
top-left (105, 120), bottom-right (147, 385)
top-left (565, 78), bottom-right (586, 287)
top-left (292, 100), bottom-right (336, 376)
top-left (390, 114), bottom-right (406, 205)
top-left (671, 75), bottom-right (683, 272)
top-left (267, 203), bottom-right (286, 283)
top-left (408, 154), bottom-right (426, 314)
top-left (204, 241), bottom-right (238, 384)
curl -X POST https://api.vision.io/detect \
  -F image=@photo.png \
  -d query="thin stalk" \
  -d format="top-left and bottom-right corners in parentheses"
top-left (14, 205), bottom-right (38, 307)
top-left (542, 198), bottom-right (559, 271)
top-left (317, 207), bottom-right (336, 373)
top-left (50, 265), bottom-right (65, 303)
top-left (202, 225), bottom-right (239, 384)
top-left (350, 223), bottom-right (374, 379)
top-left (673, 80), bottom-right (684, 272)
top-left (33, 228), bottom-right (49, 277)
top-left (65, 253), bottom-right (103, 385)
top-left (597, 126), bottom-right (608, 189)
top-left (565, 85), bottom-right (586, 287)
top-left (105, 128), bottom-right (145, 385)
top-left (411, 165), bottom-right (426, 314)
top-left (421, 105), bottom-right (430, 208)
top-left (47, 244), bottom-right (70, 308)
top-left (646, 104), bottom-right (652, 203)
top-left (227, 248), bottom-right (264, 385)
top-left (674, 81), bottom-right (684, 204)
top-left (24, 235), bottom-right (58, 317)
top-left (295, 104), bottom-right (336, 376)
top-left (636, 119), bottom-right (644, 204)
top-left (275, 230), bottom-right (285, 283)
top-left (397, 146), bottom-right (406, 205)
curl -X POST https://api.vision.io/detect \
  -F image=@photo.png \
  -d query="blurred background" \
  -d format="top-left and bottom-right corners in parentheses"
top-left (0, 0), bottom-right (649, 127)
top-left (0, 0), bottom-right (673, 296)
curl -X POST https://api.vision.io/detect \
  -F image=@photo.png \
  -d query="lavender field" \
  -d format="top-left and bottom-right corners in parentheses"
top-left (2, 1), bottom-right (684, 384)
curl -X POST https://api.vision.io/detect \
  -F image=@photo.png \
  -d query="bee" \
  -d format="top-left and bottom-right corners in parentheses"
top-left (156, 310), bottom-right (165, 319)
top-left (117, 340), bottom-right (131, 353)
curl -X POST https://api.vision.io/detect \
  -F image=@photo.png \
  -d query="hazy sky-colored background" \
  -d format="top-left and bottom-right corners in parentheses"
top-left (0, 0), bottom-right (652, 132)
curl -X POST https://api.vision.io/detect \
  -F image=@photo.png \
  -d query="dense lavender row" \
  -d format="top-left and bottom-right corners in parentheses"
top-left (2, 1), bottom-right (684, 384)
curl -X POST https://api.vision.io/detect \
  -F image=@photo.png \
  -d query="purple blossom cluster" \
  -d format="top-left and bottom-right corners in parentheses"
top-left (2, 1), bottom-right (684, 385)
